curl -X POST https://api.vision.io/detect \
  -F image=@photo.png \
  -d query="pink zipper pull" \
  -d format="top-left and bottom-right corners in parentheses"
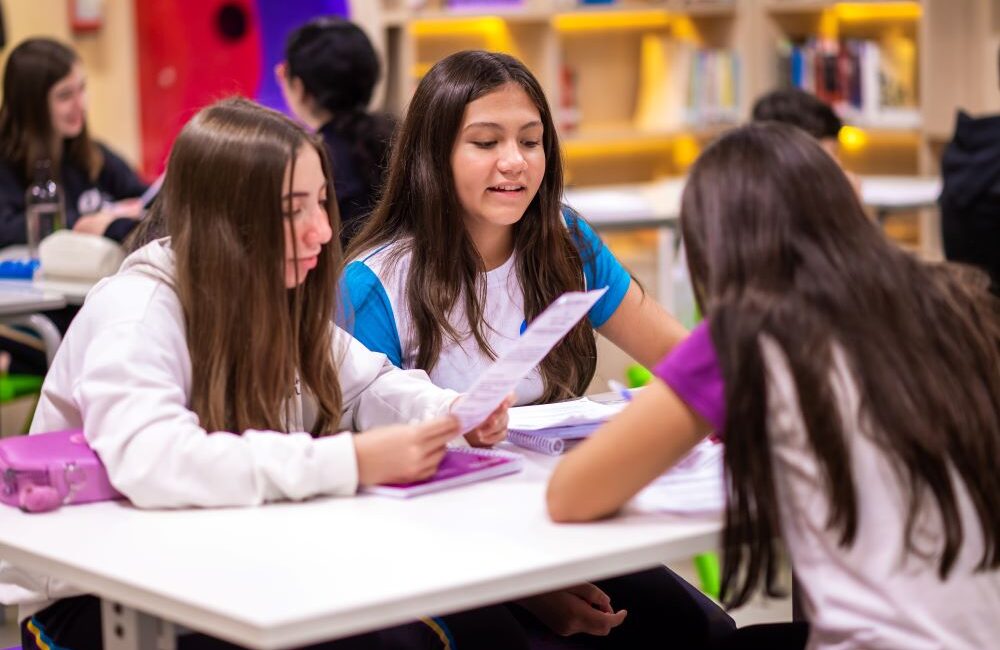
top-left (19, 484), bottom-right (62, 513)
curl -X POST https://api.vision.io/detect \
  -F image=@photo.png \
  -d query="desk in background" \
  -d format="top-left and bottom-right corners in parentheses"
top-left (565, 175), bottom-right (942, 311)
top-left (0, 446), bottom-right (720, 650)
top-left (0, 281), bottom-right (67, 367)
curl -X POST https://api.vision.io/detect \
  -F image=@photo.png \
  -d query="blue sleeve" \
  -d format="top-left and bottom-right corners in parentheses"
top-left (338, 261), bottom-right (404, 368)
top-left (564, 208), bottom-right (631, 328)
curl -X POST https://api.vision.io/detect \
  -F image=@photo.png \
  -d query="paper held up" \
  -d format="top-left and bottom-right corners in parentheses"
top-left (451, 287), bottom-right (607, 433)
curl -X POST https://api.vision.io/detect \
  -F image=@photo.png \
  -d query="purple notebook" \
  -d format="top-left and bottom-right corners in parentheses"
top-left (363, 447), bottom-right (523, 498)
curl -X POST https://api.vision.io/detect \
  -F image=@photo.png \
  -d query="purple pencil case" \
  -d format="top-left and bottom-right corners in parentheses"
top-left (0, 430), bottom-right (122, 513)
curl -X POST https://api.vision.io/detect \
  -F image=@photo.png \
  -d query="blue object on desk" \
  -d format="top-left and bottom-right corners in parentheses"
top-left (0, 258), bottom-right (39, 279)
top-left (607, 379), bottom-right (633, 402)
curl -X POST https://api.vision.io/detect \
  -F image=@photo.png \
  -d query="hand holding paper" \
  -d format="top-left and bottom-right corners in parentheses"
top-left (451, 288), bottom-right (608, 433)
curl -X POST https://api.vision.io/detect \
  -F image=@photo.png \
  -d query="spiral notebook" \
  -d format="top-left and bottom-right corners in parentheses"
top-left (505, 397), bottom-right (626, 455)
top-left (362, 447), bottom-right (524, 498)
top-left (507, 423), bottom-right (600, 455)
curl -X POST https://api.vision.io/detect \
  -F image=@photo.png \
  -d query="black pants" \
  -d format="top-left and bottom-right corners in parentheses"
top-left (22, 595), bottom-right (528, 650)
top-left (516, 566), bottom-right (736, 649)
top-left (22, 567), bottom-right (736, 649)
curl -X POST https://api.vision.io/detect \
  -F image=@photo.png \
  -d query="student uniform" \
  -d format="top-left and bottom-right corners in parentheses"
top-left (317, 112), bottom-right (394, 248)
top-left (341, 211), bottom-right (737, 648)
top-left (939, 111), bottom-right (1000, 295)
top-left (0, 142), bottom-right (147, 248)
top-left (2, 239), bottom-right (542, 650)
top-left (656, 323), bottom-right (1000, 650)
top-left (341, 210), bottom-right (630, 405)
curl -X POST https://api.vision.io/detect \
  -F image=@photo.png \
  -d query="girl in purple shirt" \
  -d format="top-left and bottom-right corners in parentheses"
top-left (548, 123), bottom-right (1000, 650)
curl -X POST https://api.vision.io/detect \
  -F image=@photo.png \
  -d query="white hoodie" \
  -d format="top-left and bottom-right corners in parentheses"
top-left (0, 239), bottom-right (457, 619)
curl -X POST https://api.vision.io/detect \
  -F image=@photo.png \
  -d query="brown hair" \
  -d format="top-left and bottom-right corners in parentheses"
top-left (0, 37), bottom-right (102, 181)
top-left (681, 122), bottom-right (1000, 608)
top-left (348, 50), bottom-right (597, 402)
top-left (150, 97), bottom-right (343, 434)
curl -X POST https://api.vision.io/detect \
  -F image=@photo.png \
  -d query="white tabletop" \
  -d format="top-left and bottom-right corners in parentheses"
top-left (0, 448), bottom-right (719, 649)
top-left (0, 280), bottom-right (66, 317)
top-left (564, 175), bottom-right (941, 228)
top-left (564, 179), bottom-right (685, 229)
top-left (859, 175), bottom-right (942, 212)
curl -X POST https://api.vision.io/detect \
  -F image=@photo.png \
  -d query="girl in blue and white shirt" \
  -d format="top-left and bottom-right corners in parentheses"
top-left (341, 50), bottom-right (734, 650)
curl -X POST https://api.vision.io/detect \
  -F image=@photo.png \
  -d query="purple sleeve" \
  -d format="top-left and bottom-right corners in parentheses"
top-left (653, 322), bottom-right (727, 435)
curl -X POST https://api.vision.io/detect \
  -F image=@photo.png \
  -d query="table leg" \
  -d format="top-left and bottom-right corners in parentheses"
top-left (101, 599), bottom-right (177, 650)
top-left (2, 314), bottom-right (62, 366)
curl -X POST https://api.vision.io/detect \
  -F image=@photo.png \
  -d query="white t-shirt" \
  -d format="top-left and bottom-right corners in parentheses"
top-left (340, 211), bottom-right (631, 404)
top-left (655, 324), bottom-right (1000, 649)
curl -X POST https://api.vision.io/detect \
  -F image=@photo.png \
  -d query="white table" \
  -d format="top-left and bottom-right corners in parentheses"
top-left (565, 175), bottom-right (942, 310)
top-left (861, 175), bottom-right (942, 216)
top-left (0, 448), bottom-right (720, 649)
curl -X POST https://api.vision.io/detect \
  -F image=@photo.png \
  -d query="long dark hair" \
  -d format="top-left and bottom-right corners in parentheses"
top-left (681, 122), bottom-right (1000, 608)
top-left (285, 18), bottom-right (394, 199)
top-left (154, 97), bottom-right (343, 434)
top-left (0, 37), bottom-right (101, 181)
top-left (348, 50), bottom-right (597, 402)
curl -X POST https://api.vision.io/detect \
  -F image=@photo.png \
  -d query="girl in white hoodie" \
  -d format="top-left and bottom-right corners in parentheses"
top-left (2, 97), bottom-right (515, 650)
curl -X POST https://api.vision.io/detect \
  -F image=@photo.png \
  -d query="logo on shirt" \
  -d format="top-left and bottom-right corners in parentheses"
top-left (77, 188), bottom-right (104, 215)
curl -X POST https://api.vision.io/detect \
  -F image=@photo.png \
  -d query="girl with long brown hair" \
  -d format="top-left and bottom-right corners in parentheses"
top-left (0, 37), bottom-right (147, 247)
top-left (342, 50), bottom-right (733, 648)
top-left (1, 97), bottom-right (511, 650)
top-left (343, 50), bottom-right (687, 406)
top-left (548, 123), bottom-right (1000, 649)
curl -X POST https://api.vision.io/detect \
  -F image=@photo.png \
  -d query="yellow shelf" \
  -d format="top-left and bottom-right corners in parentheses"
top-left (553, 9), bottom-right (671, 33)
top-left (765, 1), bottom-right (922, 19)
top-left (561, 123), bottom-right (728, 156)
top-left (667, 0), bottom-right (737, 17)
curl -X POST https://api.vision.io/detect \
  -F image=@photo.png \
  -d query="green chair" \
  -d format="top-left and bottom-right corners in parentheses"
top-left (0, 374), bottom-right (43, 436)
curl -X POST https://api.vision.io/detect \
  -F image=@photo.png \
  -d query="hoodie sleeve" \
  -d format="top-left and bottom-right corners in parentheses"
top-left (333, 326), bottom-right (458, 431)
top-left (33, 302), bottom-right (361, 509)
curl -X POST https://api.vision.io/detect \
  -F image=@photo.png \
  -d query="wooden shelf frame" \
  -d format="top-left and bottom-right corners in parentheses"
top-left (365, 0), bottom-right (992, 185)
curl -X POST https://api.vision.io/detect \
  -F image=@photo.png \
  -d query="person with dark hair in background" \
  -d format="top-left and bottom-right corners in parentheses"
top-left (937, 48), bottom-right (1000, 295)
top-left (751, 87), bottom-right (861, 196)
top-left (752, 88), bottom-right (843, 154)
top-left (276, 17), bottom-right (395, 247)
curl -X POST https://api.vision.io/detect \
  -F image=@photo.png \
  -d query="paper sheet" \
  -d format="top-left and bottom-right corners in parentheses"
top-left (507, 397), bottom-right (624, 431)
top-left (631, 439), bottom-right (725, 515)
top-left (451, 287), bottom-right (607, 432)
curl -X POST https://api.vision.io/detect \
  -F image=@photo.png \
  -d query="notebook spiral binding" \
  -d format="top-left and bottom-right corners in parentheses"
top-left (507, 430), bottom-right (566, 455)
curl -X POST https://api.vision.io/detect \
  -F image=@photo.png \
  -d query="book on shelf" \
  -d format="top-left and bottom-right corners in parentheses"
top-left (361, 447), bottom-right (524, 498)
top-left (777, 35), bottom-right (920, 130)
top-left (634, 36), bottom-right (740, 133)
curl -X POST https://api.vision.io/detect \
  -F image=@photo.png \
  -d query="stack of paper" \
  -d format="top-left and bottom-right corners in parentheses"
top-left (632, 439), bottom-right (725, 515)
top-left (505, 397), bottom-right (626, 455)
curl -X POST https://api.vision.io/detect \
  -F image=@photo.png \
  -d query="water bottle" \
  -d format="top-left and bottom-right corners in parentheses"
top-left (25, 159), bottom-right (65, 259)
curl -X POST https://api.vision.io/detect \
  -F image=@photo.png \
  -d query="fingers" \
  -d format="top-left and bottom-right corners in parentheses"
top-left (569, 583), bottom-right (612, 612)
top-left (416, 415), bottom-right (460, 442)
top-left (467, 406), bottom-right (509, 446)
top-left (562, 603), bottom-right (627, 637)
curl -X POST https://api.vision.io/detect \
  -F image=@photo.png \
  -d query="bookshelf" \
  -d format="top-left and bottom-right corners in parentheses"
top-left (374, 1), bottom-right (974, 181)
top-left (367, 0), bottom-right (995, 248)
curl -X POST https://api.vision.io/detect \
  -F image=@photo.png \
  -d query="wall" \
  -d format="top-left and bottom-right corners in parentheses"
top-left (1, 0), bottom-right (141, 168)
